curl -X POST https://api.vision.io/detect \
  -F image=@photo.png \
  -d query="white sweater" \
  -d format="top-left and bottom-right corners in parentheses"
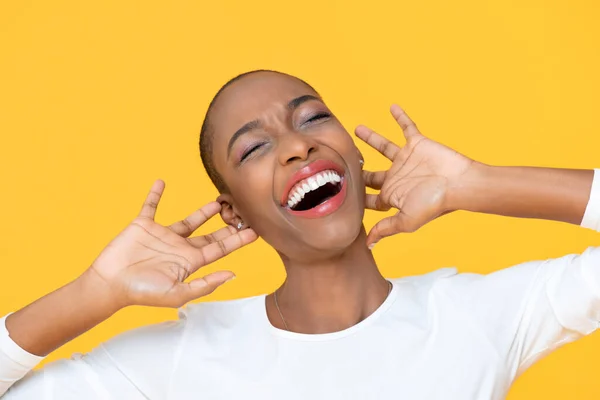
top-left (1, 170), bottom-right (599, 400)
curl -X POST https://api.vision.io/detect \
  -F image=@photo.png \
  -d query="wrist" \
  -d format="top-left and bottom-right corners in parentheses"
top-left (77, 268), bottom-right (128, 316)
top-left (6, 269), bottom-right (125, 356)
top-left (444, 161), bottom-right (494, 213)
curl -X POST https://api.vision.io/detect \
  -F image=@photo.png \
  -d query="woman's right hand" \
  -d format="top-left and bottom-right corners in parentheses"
top-left (85, 180), bottom-right (258, 309)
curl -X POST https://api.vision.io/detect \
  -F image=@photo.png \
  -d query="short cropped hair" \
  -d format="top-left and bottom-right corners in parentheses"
top-left (198, 70), bottom-right (317, 193)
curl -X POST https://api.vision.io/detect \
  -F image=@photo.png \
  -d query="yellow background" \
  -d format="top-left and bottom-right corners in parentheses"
top-left (1, 1), bottom-right (599, 398)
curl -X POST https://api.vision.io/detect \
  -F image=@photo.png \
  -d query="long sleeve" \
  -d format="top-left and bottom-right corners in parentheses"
top-left (437, 168), bottom-right (600, 379)
top-left (0, 310), bottom-right (190, 399)
top-left (0, 315), bottom-right (43, 397)
top-left (581, 168), bottom-right (600, 231)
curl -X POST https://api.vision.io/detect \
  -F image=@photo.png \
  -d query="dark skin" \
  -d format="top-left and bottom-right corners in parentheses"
top-left (209, 71), bottom-right (391, 333)
top-left (207, 70), bottom-right (593, 334)
top-left (5, 71), bottom-right (592, 357)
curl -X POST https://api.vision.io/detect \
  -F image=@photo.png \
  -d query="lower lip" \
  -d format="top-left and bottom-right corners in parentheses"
top-left (286, 178), bottom-right (348, 219)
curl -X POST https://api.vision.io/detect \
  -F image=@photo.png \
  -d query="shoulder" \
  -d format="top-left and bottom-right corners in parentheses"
top-left (178, 294), bottom-right (265, 334)
top-left (95, 295), bottom-right (265, 396)
top-left (100, 317), bottom-right (186, 356)
top-left (401, 258), bottom-right (564, 337)
top-left (429, 257), bottom-right (563, 300)
top-left (390, 267), bottom-right (459, 290)
top-left (101, 295), bottom-right (263, 359)
top-left (387, 260), bottom-right (550, 306)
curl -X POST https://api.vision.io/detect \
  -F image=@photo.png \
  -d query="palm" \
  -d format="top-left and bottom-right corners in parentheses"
top-left (355, 105), bottom-right (473, 246)
top-left (387, 138), bottom-right (471, 208)
top-left (89, 180), bottom-right (257, 308)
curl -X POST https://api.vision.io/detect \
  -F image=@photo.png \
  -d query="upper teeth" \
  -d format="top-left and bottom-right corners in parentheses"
top-left (287, 170), bottom-right (342, 208)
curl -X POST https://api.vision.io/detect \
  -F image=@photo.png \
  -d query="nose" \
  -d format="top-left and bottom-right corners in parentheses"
top-left (277, 133), bottom-right (317, 166)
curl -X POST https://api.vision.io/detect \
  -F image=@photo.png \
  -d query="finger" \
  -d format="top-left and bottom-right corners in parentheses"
top-left (366, 215), bottom-right (409, 248)
top-left (194, 228), bottom-right (258, 270)
top-left (354, 125), bottom-right (401, 160)
top-left (169, 202), bottom-right (221, 237)
top-left (139, 180), bottom-right (165, 220)
top-left (390, 104), bottom-right (420, 139)
top-left (362, 170), bottom-right (386, 190)
top-left (367, 207), bottom-right (438, 248)
top-left (364, 194), bottom-right (390, 211)
top-left (186, 225), bottom-right (237, 248)
top-left (171, 270), bottom-right (236, 306)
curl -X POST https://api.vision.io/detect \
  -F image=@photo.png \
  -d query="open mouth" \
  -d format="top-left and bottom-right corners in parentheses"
top-left (280, 159), bottom-right (348, 219)
top-left (286, 170), bottom-right (344, 211)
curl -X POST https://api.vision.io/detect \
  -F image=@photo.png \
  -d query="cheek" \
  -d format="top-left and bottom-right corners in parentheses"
top-left (325, 127), bottom-right (365, 200)
top-left (321, 125), bottom-right (356, 153)
top-left (229, 164), bottom-right (276, 223)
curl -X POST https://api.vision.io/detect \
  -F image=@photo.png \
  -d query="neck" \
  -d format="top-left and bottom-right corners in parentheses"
top-left (266, 227), bottom-right (390, 334)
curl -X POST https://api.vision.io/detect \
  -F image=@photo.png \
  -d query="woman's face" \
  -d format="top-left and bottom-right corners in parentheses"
top-left (210, 71), bottom-right (365, 260)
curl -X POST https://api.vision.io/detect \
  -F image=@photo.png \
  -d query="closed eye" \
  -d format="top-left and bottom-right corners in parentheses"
top-left (240, 143), bottom-right (264, 162)
top-left (304, 112), bottom-right (330, 125)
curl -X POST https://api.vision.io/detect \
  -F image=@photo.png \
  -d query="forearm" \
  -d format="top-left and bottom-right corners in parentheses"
top-left (5, 269), bottom-right (121, 357)
top-left (446, 163), bottom-right (594, 225)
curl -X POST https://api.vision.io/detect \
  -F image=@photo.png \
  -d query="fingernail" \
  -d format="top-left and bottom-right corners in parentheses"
top-left (368, 242), bottom-right (378, 250)
top-left (225, 275), bottom-right (237, 283)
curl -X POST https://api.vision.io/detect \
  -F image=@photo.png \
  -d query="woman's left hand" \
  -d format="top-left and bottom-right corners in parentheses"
top-left (355, 105), bottom-right (476, 248)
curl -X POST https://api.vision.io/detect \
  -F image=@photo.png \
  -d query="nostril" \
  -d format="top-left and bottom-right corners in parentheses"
top-left (279, 137), bottom-right (318, 165)
top-left (286, 155), bottom-right (303, 164)
top-left (286, 146), bottom-right (316, 164)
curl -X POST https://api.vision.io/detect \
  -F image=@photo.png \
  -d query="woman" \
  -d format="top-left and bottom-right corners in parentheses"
top-left (1, 70), bottom-right (598, 399)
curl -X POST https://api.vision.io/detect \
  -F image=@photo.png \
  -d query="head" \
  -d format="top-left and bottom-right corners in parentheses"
top-left (199, 70), bottom-right (366, 262)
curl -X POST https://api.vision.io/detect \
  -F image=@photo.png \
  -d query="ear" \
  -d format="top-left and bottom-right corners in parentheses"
top-left (217, 193), bottom-right (243, 228)
top-left (355, 146), bottom-right (365, 166)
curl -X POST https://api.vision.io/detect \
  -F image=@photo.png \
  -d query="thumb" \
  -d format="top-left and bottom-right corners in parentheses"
top-left (172, 270), bottom-right (236, 306)
top-left (366, 214), bottom-right (411, 249)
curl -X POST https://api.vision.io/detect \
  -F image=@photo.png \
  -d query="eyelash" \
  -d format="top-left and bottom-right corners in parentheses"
top-left (305, 112), bottom-right (330, 124)
top-left (240, 142), bottom-right (265, 162)
top-left (239, 113), bottom-right (331, 162)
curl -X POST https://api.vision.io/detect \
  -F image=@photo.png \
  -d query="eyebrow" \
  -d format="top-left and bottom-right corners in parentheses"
top-left (287, 94), bottom-right (320, 110)
top-left (226, 94), bottom-right (322, 158)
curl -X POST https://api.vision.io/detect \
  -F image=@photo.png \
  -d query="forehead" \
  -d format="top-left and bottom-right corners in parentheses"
top-left (209, 72), bottom-right (319, 141)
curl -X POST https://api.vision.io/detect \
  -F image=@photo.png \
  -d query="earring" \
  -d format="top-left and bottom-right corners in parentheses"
top-left (359, 159), bottom-right (364, 167)
top-left (236, 222), bottom-right (244, 230)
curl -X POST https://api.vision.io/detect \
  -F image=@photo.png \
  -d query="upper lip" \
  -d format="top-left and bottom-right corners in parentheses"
top-left (280, 159), bottom-right (345, 206)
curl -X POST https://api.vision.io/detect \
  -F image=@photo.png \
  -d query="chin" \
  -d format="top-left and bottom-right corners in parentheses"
top-left (272, 162), bottom-right (367, 258)
top-left (306, 207), bottom-right (365, 252)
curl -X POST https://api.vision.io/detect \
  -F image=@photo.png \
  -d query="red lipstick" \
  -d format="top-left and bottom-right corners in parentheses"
top-left (280, 159), bottom-right (348, 219)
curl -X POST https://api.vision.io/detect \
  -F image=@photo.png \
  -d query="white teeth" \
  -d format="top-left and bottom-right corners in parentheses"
top-left (287, 169), bottom-right (344, 208)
